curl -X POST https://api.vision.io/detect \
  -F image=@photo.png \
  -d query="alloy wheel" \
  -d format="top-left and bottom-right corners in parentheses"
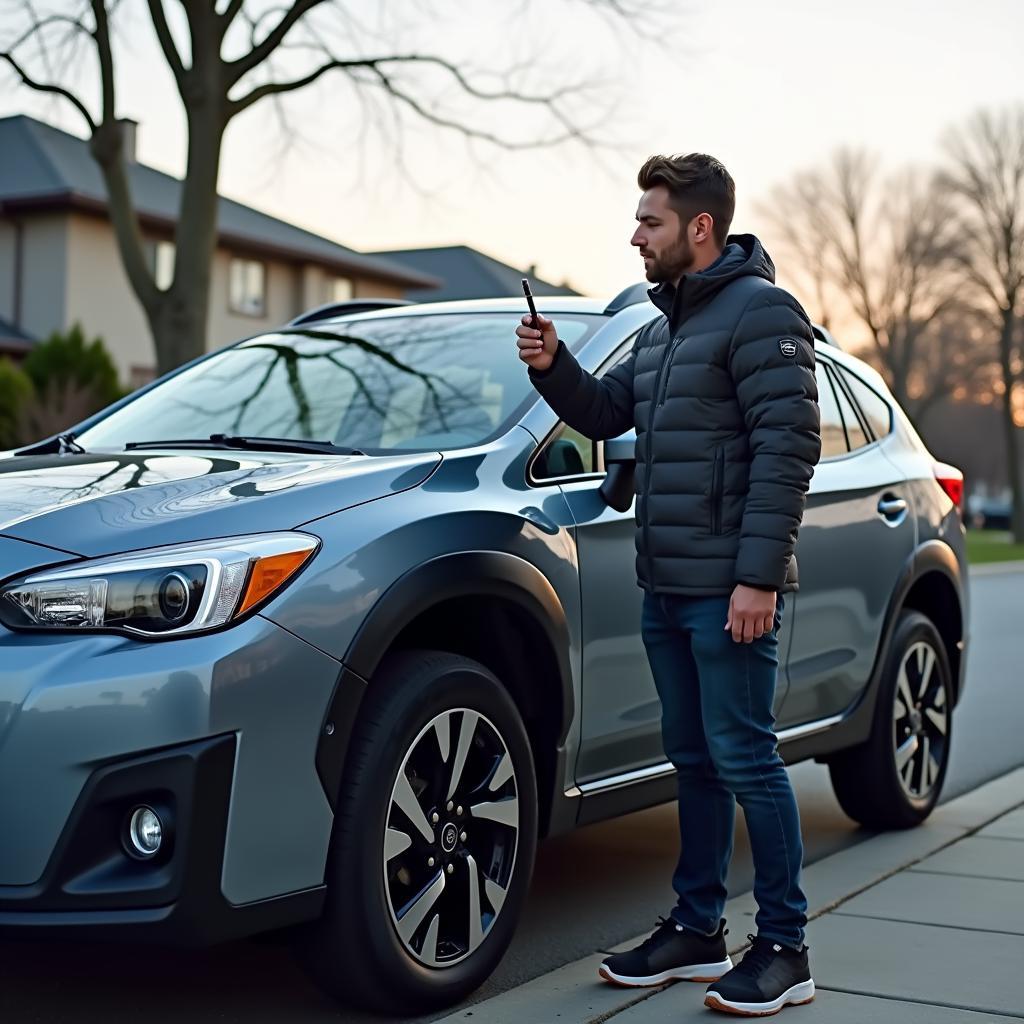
top-left (892, 640), bottom-right (948, 799)
top-left (384, 708), bottom-right (519, 967)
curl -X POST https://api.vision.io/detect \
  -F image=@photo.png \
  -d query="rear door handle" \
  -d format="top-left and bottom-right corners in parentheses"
top-left (877, 496), bottom-right (908, 519)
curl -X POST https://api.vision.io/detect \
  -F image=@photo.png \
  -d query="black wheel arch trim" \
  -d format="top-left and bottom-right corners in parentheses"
top-left (315, 551), bottom-right (576, 818)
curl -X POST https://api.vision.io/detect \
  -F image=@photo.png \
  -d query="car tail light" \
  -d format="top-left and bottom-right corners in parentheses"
top-left (934, 462), bottom-right (964, 513)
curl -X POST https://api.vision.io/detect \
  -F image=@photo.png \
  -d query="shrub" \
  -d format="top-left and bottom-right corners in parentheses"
top-left (0, 358), bottom-right (35, 449)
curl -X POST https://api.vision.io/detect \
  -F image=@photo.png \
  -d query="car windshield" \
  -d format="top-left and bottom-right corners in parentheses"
top-left (78, 312), bottom-right (601, 454)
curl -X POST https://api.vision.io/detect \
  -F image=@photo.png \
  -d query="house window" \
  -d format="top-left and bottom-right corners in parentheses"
top-left (230, 257), bottom-right (266, 317)
top-left (153, 241), bottom-right (175, 290)
top-left (130, 365), bottom-right (157, 391)
top-left (327, 276), bottom-right (354, 303)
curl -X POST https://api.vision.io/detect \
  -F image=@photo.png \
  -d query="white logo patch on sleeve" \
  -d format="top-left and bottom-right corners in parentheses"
top-left (779, 339), bottom-right (798, 358)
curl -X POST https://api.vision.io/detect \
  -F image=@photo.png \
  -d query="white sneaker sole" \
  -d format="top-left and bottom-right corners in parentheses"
top-left (598, 957), bottom-right (734, 987)
top-left (704, 978), bottom-right (815, 1016)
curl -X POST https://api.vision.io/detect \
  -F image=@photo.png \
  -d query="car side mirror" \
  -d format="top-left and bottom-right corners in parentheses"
top-left (599, 430), bottom-right (636, 512)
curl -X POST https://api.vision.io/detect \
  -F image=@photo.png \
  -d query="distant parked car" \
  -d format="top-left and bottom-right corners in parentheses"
top-left (969, 498), bottom-right (1012, 530)
top-left (0, 291), bottom-right (967, 1014)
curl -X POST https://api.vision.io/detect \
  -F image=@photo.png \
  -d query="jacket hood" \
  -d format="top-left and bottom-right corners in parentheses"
top-left (0, 448), bottom-right (441, 559)
top-left (649, 233), bottom-right (776, 331)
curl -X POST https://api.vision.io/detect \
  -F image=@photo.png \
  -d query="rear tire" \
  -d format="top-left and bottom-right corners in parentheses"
top-left (301, 649), bottom-right (537, 1014)
top-left (829, 610), bottom-right (952, 830)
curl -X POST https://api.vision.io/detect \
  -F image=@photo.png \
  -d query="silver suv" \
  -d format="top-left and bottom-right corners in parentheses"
top-left (0, 291), bottom-right (967, 1014)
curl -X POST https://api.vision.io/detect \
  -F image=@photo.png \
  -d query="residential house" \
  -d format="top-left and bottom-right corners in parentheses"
top-left (369, 244), bottom-right (579, 304)
top-left (0, 115), bottom-right (439, 388)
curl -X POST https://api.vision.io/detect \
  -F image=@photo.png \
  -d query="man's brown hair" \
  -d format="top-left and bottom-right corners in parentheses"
top-left (637, 153), bottom-right (736, 248)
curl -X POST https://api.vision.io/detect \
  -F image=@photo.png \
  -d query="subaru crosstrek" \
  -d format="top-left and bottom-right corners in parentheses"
top-left (0, 290), bottom-right (968, 1014)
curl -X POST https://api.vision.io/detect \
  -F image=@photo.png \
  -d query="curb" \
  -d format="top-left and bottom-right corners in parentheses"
top-left (435, 766), bottom-right (1024, 1024)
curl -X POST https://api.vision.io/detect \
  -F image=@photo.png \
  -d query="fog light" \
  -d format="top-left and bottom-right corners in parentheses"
top-left (127, 805), bottom-right (163, 858)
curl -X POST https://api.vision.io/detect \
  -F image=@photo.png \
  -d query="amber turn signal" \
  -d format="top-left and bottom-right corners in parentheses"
top-left (237, 549), bottom-right (314, 615)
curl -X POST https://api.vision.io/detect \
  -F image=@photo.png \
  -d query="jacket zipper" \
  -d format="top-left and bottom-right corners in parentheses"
top-left (656, 336), bottom-right (685, 408)
top-left (642, 331), bottom-right (684, 583)
top-left (710, 447), bottom-right (724, 534)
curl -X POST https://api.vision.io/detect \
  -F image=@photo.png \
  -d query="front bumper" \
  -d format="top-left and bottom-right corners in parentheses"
top-left (0, 735), bottom-right (324, 943)
top-left (0, 614), bottom-right (349, 938)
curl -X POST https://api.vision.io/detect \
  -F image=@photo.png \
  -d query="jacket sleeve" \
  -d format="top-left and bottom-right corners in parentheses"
top-left (728, 287), bottom-right (821, 590)
top-left (527, 332), bottom-right (639, 440)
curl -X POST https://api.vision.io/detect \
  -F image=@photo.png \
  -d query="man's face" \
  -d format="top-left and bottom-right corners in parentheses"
top-left (630, 185), bottom-right (695, 283)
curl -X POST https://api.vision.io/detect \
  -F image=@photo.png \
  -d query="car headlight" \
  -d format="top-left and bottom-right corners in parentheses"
top-left (0, 532), bottom-right (318, 638)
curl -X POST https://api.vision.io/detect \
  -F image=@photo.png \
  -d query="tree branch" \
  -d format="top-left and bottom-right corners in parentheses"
top-left (89, 0), bottom-right (115, 119)
top-left (0, 50), bottom-right (96, 131)
top-left (145, 0), bottom-right (187, 88)
top-left (225, 0), bottom-right (328, 84)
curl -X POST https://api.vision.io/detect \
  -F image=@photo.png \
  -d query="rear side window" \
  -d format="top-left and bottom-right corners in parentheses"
top-left (836, 366), bottom-right (892, 439)
top-left (831, 375), bottom-right (870, 451)
top-left (814, 363), bottom-right (849, 459)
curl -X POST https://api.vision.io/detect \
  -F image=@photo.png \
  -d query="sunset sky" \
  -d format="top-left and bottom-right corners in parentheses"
top-left (2, 0), bottom-right (1022, 322)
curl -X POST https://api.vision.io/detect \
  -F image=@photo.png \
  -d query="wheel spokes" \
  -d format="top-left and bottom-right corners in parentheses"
top-left (447, 710), bottom-right (479, 801)
top-left (385, 707), bottom-right (520, 970)
top-left (466, 854), bottom-right (485, 953)
top-left (896, 734), bottom-right (918, 772)
top-left (385, 827), bottom-right (412, 862)
top-left (421, 913), bottom-right (440, 964)
top-left (489, 752), bottom-right (514, 792)
top-left (916, 644), bottom-right (936, 699)
top-left (485, 877), bottom-right (508, 915)
top-left (470, 796), bottom-right (519, 829)
top-left (393, 770), bottom-right (435, 843)
top-left (897, 666), bottom-right (915, 720)
top-left (397, 871), bottom-right (445, 944)
top-left (435, 713), bottom-right (451, 763)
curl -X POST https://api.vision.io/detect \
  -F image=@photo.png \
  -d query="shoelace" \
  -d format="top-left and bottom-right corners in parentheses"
top-left (636, 916), bottom-right (684, 951)
top-left (731, 935), bottom-right (780, 978)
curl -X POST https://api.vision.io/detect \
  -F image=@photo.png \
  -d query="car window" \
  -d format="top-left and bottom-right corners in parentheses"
top-left (836, 366), bottom-right (892, 439)
top-left (533, 423), bottom-right (596, 479)
top-left (533, 339), bottom-right (633, 481)
top-left (814, 362), bottom-right (849, 459)
top-left (78, 313), bottom-right (603, 455)
top-left (829, 367), bottom-right (871, 451)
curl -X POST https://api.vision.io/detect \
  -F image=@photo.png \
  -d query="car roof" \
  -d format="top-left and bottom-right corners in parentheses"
top-left (295, 291), bottom-right (892, 399)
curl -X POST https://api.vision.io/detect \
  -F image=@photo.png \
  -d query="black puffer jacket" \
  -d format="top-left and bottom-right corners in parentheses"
top-left (529, 234), bottom-right (821, 595)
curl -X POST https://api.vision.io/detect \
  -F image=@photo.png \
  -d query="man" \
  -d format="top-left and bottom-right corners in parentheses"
top-left (516, 153), bottom-right (821, 1017)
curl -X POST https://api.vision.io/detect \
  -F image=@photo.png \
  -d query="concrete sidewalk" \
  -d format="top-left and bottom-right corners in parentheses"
top-left (439, 768), bottom-right (1024, 1023)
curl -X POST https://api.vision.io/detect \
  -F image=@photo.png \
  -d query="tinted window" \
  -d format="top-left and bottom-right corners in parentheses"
top-left (837, 366), bottom-right (892, 439)
top-left (80, 314), bottom-right (601, 454)
top-left (830, 369), bottom-right (871, 450)
top-left (534, 339), bottom-right (632, 480)
top-left (534, 423), bottom-right (595, 479)
top-left (814, 363), bottom-right (848, 459)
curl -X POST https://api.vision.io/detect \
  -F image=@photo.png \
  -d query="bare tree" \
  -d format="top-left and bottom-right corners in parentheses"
top-left (939, 105), bottom-right (1024, 541)
top-left (1, 0), bottom-right (662, 376)
top-left (759, 149), bottom-right (987, 422)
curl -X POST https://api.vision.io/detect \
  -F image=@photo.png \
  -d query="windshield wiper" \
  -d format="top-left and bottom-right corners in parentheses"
top-left (123, 434), bottom-right (365, 456)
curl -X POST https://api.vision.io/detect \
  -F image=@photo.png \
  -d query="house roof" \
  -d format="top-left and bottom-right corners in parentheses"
top-left (0, 115), bottom-right (439, 289)
top-left (368, 245), bottom-right (579, 302)
top-left (0, 316), bottom-right (36, 356)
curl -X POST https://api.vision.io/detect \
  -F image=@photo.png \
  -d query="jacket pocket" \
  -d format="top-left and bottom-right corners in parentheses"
top-left (710, 447), bottom-right (724, 535)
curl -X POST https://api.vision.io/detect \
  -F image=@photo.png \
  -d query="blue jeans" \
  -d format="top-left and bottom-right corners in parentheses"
top-left (641, 591), bottom-right (807, 949)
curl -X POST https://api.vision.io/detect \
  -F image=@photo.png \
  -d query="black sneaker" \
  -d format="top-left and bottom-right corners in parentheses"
top-left (704, 935), bottom-right (814, 1016)
top-left (598, 917), bottom-right (732, 987)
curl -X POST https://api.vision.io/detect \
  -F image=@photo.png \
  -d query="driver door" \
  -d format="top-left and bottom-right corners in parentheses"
top-left (531, 345), bottom-right (660, 785)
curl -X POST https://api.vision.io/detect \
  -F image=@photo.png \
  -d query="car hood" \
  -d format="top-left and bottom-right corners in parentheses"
top-left (0, 448), bottom-right (441, 558)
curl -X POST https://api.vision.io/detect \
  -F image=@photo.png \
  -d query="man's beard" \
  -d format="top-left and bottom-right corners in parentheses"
top-left (643, 233), bottom-right (694, 283)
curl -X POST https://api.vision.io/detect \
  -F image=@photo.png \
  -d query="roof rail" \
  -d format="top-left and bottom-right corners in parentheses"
top-left (287, 298), bottom-right (412, 326)
top-left (604, 282), bottom-right (651, 315)
top-left (812, 324), bottom-right (841, 348)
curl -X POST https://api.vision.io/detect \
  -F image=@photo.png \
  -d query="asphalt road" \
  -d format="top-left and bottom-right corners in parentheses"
top-left (1, 566), bottom-right (1021, 1024)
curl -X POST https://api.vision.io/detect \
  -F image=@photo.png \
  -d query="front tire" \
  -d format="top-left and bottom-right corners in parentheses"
top-left (829, 610), bottom-right (952, 830)
top-left (302, 650), bottom-right (538, 1014)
